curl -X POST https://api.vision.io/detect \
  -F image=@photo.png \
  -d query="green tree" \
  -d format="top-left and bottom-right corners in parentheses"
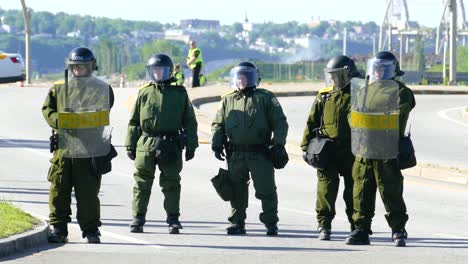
top-left (412, 36), bottom-right (425, 74)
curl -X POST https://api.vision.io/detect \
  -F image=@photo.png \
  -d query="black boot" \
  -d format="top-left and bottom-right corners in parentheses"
top-left (168, 219), bottom-right (183, 234)
top-left (345, 228), bottom-right (370, 245)
top-left (130, 217), bottom-right (145, 233)
top-left (226, 223), bottom-right (246, 235)
top-left (266, 224), bottom-right (278, 236)
top-left (48, 225), bottom-right (68, 243)
top-left (83, 229), bottom-right (101, 244)
top-left (392, 229), bottom-right (408, 247)
top-left (318, 227), bottom-right (331, 241)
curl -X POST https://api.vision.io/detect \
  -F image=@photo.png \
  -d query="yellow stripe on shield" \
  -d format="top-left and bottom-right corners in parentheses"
top-left (350, 111), bottom-right (398, 130)
top-left (58, 111), bottom-right (110, 129)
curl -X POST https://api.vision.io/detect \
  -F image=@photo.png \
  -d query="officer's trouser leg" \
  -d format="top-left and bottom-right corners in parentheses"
top-left (352, 159), bottom-right (377, 232)
top-left (249, 155), bottom-right (278, 226)
top-left (227, 159), bottom-right (249, 225)
top-left (73, 158), bottom-right (102, 232)
top-left (376, 159), bottom-right (408, 231)
top-left (192, 63), bottom-right (201, 88)
top-left (48, 156), bottom-right (72, 228)
top-left (316, 166), bottom-right (339, 229)
top-left (158, 155), bottom-right (183, 219)
top-left (132, 152), bottom-right (156, 219)
top-left (340, 154), bottom-right (355, 227)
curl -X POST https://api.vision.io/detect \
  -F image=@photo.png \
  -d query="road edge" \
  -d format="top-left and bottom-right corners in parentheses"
top-left (0, 218), bottom-right (49, 258)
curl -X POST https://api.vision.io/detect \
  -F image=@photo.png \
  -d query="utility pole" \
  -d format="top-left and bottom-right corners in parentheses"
top-left (343, 27), bottom-right (347, 56)
top-left (449, 0), bottom-right (457, 85)
top-left (20, 0), bottom-right (31, 84)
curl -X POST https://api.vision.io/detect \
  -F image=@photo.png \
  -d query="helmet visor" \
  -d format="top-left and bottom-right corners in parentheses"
top-left (146, 65), bottom-right (172, 82)
top-left (230, 66), bottom-right (258, 89)
top-left (67, 63), bottom-right (94, 78)
top-left (324, 68), bottom-right (350, 90)
top-left (366, 58), bottom-right (396, 81)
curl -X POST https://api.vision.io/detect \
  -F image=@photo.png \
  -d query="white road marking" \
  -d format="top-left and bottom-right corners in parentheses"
top-left (437, 107), bottom-right (468, 127)
top-left (435, 233), bottom-right (468, 240)
top-left (29, 212), bottom-right (165, 250)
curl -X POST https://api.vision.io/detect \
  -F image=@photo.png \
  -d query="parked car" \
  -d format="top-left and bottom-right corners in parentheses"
top-left (0, 51), bottom-right (26, 83)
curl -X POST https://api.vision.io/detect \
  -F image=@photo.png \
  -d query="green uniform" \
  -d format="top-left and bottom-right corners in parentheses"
top-left (211, 88), bottom-right (288, 226)
top-left (301, 85), bottom-right (355, 230)
top-left (125, 82), bottom-right (198, 222)
top-left (42, 81), bottom-right (114, 233)
top-left (352, 81), bottom-right (416, 233)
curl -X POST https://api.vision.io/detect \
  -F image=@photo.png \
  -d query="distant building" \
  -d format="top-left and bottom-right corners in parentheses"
top-left (308, 16), bottom-right (321, 28)
top-left (242, 13), bottom-right (254, 32)
top-left (164, 29), bottom-right (191, 43)
top-left (179, 19), bottom-right (220, 30)
top-left (0, 16), bottom-right (15, 33)
top-left (67, 30), bottom-right (81, 38)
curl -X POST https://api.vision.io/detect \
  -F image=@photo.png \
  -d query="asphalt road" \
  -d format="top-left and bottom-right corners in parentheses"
top-left (1, 87), bottom-right (468, 263)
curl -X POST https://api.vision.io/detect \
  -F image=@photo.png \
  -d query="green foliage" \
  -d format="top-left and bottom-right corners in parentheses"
top-left (140, 39), bottom-right (184, 65)
top-left (207, 63), bottom-right (238, 81)
top-left (413, 36), bottom-right (425, 74)
top-left (0, 202), bottom-right (39, 239)
top-left (256, 61), bottom-right (327, 81)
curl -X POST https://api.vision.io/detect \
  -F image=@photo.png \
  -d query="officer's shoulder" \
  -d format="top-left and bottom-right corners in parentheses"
top-left (50, 80), bottom-right (64, 93)
top-left (256, 88), bottom-right (274, 96)
top-left (170, 85), bottom-right (187, 92)
top-left (318, 85), bottom-right (334, 95)
top-left (139, 82), bottom-right (154, 91)
top-left (221, 90), bottom-right (237, 98)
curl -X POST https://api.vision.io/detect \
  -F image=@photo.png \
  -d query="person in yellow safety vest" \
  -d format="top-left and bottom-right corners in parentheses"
top-left (172, 63), bottom-right (185, 86)
top-left (186, 40), bottom-right (203, 88)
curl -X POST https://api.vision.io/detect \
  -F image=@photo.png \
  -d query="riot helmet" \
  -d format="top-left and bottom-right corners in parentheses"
top-left (324, 55), bottom-right (360, 90)
top-left (366, 51), bottom-right (404, 81)
top-left (229, 61), bottom-right (260, 90)
top-left (146, 54), bottom-right (174, 83)
top-left (65, 47), bottom-right (97, 77)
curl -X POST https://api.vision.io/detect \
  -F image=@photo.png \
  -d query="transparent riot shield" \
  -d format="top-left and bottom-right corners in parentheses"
top-left (57, 76), bottom-right (111, 158)
top-left (350, 78), bottom-right (399, 159)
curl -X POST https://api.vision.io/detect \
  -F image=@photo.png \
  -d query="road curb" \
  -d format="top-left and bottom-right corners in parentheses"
top-left (188, 83), bottom-right (468, 185)
top-left (0, 219), bottom-right (49, 258)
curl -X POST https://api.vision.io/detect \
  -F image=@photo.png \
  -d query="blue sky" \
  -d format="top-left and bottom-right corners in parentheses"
top-left (1, 0), bottom-right (446, 27)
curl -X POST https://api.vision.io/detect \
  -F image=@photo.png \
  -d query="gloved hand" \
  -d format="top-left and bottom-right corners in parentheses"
top-left (127, 150), bottom-right (136, 161)
top-left (49, 132), bottom-right (58, 153)
top-left (302, 151), bottom-right (308, 163)
top-left (213, 147), bottom-right (225, 161)
top-left (185, 149), bottom-right (195, 161)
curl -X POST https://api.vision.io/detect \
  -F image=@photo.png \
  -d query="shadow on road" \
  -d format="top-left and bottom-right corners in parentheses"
top-left (100, 241), bottom-right (360, 252)
top-left (0, 243), bottom-right (64, 261)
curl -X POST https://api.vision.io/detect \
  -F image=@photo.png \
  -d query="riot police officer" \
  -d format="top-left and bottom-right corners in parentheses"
top-left (42, 47), bottom-right (115, 243)
top-left (301, 55), bottom-right (360, 240)
top-left (126, 54), bottom-right (198, 234)
top-left (211, 62), bottom-right (288, 236)
top-left (345, 51), bottom-right (416, 247)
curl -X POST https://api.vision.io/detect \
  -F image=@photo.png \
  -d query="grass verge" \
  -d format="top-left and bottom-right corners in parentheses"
top-left (0, 202), bottom-right (39, 239)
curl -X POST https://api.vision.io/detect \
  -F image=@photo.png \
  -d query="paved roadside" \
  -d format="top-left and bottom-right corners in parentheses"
top-left (187, 82), bottom-right (468, 185)
top-left (0, 218), bottom-right (49, 258)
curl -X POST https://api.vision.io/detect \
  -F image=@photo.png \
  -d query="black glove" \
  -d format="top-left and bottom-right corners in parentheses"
top-left (302, 151), bottom-right (308, 163)
top-left (49, 131), bottom-right (58, 153)
top-left (185, 149), bottom-right (195, 161)
top-left (213, 147), bottom-right (225, 161)
top-left (127, 150), bottom-right (136, 161)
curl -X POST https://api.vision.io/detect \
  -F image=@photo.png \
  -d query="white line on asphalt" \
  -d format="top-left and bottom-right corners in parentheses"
top-left (437, 107), bottom-right (468, 127)
top-left (0, 138), bottom-right (52, 158)
top-left (435, 233), bottom-right (468, 240)
top-left (29, 212), bottom-right (165, 250)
